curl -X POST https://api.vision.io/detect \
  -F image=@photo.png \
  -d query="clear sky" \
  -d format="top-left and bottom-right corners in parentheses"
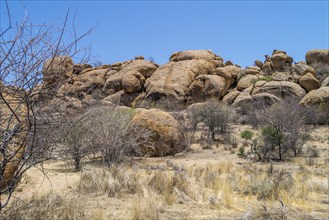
top-left (1, 0), bottom-right (328, 67)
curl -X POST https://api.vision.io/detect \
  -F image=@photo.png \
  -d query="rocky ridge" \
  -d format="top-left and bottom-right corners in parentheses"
top-left (36, 49), bottom-right (328, 112)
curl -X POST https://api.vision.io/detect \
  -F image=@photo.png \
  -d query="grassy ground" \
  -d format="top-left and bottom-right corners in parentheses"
top-left (1, 125), bottom-right (328, 220)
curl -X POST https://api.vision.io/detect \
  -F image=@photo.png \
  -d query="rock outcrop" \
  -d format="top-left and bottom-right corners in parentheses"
top-left (103, 60), bottom-right (157, 95)
top-left (143, 50), bottom-right (222, 107)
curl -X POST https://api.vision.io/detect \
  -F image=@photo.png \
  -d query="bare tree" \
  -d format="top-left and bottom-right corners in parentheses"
top-left (255, 99), bottom-right (307, 161)
top-left (0, 3), bottom-right (92, 210)
top-left (198, 100), bottom-right (231, 140)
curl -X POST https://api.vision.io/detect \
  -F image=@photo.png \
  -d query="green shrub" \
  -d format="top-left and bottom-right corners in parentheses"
top-left (240, 130), bottom-right (254, 140)
top-left (237, 146), bottom-right (245, 158)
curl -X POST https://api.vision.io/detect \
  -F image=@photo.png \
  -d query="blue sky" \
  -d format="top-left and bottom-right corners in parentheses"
top-left (1, 0), bottom-right (328, 67)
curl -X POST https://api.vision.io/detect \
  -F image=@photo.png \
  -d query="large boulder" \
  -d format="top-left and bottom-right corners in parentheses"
top-left (306, 50), bottom-right (329, 65)
top-left (215, 65), bottom-right (241, 82)
top-left (252, 93), bottom-right (281, 105)
top-left (245, 66), bottom-right (261, 75)
top-left (169, 50), bottom-right (222, 63)
top-left (42, 56), bottom-right (74, 85)
top-left (271, 50), bottom-right (293, 72)
top-left (223, 89), bottom-right (240, 105)
top-left (144, 51), bottom-right (218, 105)
top-left (237, 74), bottom-right (258, 91)
top-left (290, 63), bottom-right (315, 81)
top-left (299, 73), bottom-right (320, 92)
top-left (188, 75), bottom-right (230, 102)
top-left (272, 71), bottom-right (293, 81)
top-left (130, 108), bottom-right (186, 156)
top-left (252, 81), bottom-right (306, 99)
top-left (300, 87), bottom-right (329, 106)
top-left (103, 60), bottom-right (157, 95)
top-left (232, 86), bottom-right (253, 107)
top-left (122, 71), bottom-right (145, 93)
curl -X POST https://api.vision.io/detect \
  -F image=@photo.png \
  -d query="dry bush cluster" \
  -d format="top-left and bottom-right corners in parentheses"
top-left (59, 106), bottom-right (152, 170)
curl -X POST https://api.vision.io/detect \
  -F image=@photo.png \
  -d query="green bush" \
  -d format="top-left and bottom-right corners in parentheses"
top-left (237, 146), bottom-right (245, 158)
top-left (240, 130), bottom-right (254, 140)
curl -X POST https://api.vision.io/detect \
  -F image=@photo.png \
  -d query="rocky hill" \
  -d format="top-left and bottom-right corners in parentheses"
top-left (35, 49), bottom-right (329, 112)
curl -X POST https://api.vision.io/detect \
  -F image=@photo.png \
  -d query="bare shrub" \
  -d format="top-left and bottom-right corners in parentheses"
top-left (306, 147), bottom-right (319, 166)
top-left (254, 99), bottom-right (307, 161)
top-left (60, 113), bottom-right (90, 171)
top-left (198, 101), bottom-right (231, 140)
top-left (75, 106), bottom-right (151, 166)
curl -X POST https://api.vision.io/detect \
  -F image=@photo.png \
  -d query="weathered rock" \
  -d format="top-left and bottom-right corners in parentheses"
top-left (225, 60), bottom-right (234, 66)
top-left (144, 57), bottom-right (217, 105)
top-left (254, 80), bottom-right (267, 88)
top-left (252, 93), bottom-right (281, 105)
top-left (170, 50), bottom-right (220, 62)
top-left (215, 65), bottom-right (241, 81)
top-left (322, 76), bottom-right (329, 87)
top-left (252, 81), bottom-right (306, 98)
top-left (237, 75), bottom-right (258, 91)
top-left (101, 90), bottom-right (124, 106)
top-left (300, 87), bottom-right (329, 106)
top-left (42, 56), bottom-right (74, 85)
top-left (223, 89), bottom-right (240, 105)
top-left (232, 91), bottom-right (253, 107)
top-left (291, 63), bottom-right (315, 77)
top-left (103, 60), bottom-right (157, 95)
top-left (272, 71), bottom-right (293, 81)
top-left (122, 71), bottom-right (145, 93)
top-left (299, 73), bottom-right (320, 92)
top-left (271, 50), bottom-right (293, 72)
top-left (306, 49), bottom-right (329, 65)
top-left (262, 60), bottom-right (272, 75)
top-left (130, 108), bottom-right (186, 156)
top-left (71, 68), bottom-right (108, 96)
top-left (188, 75), bottom-right (230, 102)
top-left (73, 63), bottom-right (93, 75)
top-left (255, 60), bottom-right (263, 68)
top-left (245, 66), bottom-right (261, 75)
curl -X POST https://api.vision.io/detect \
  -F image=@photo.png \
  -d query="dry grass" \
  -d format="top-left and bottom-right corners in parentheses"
top-left (6, 125), bottom-right (329, 220)
top-left (0, 192), bottom-right (85, 220)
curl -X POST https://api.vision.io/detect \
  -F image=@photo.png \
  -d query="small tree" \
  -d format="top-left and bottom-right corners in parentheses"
top-left (199, 101), bottom-right (231, 140)
top-left (256, 99), bottom-right (307, 161)
top-left (61, 113), bottom-right (90, 171)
